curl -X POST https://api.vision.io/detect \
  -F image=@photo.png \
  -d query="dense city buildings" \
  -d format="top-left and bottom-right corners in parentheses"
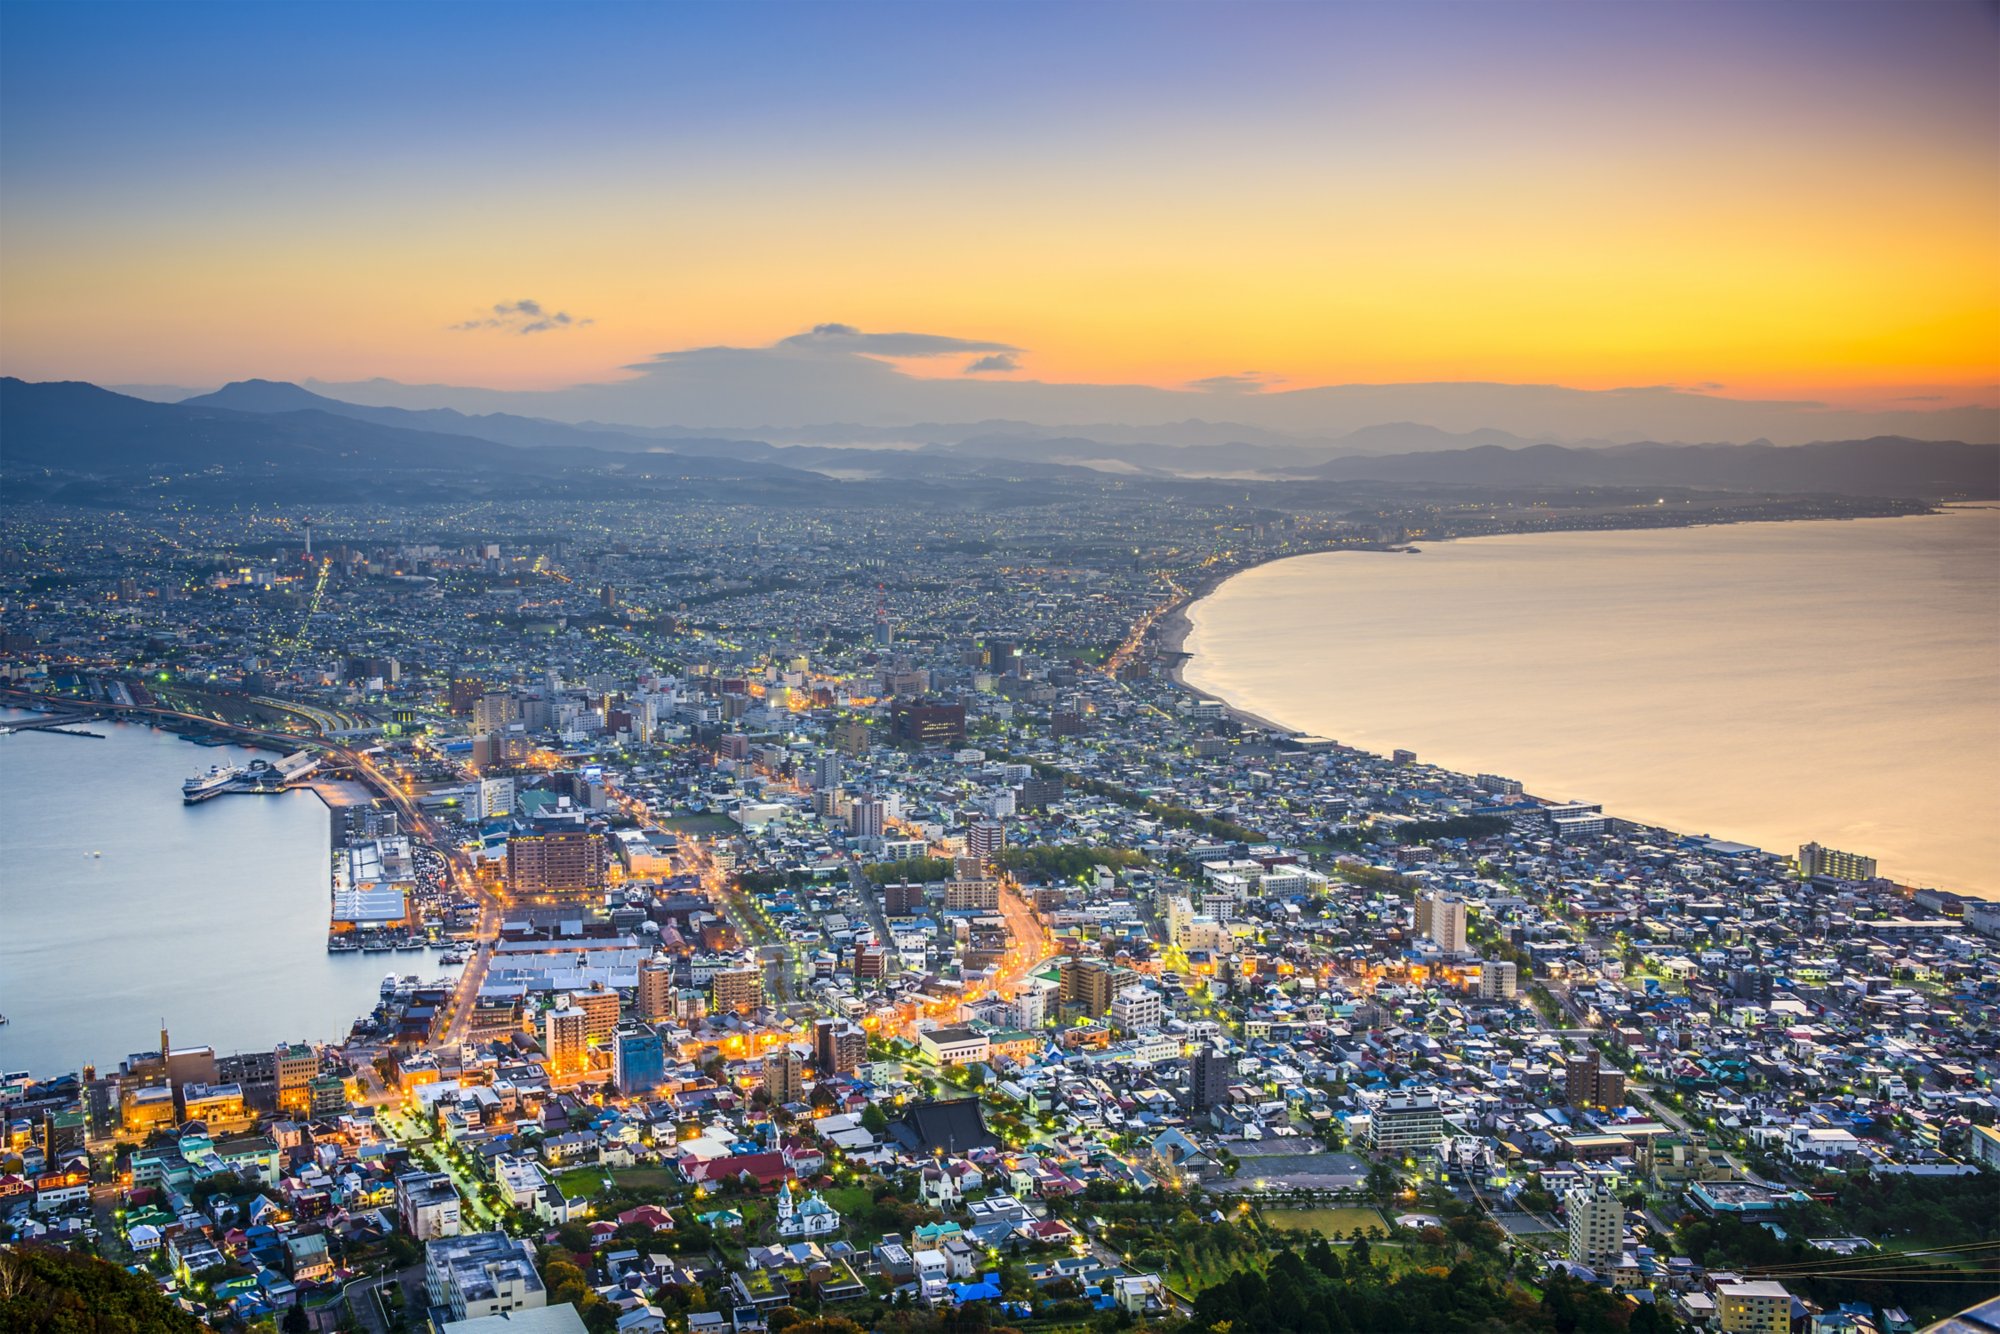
top-left (505, 829), bottom-right (608, 899)
top-left (0, 489), bottom-right (1994, 1334)
top-left (1799, 842), bottom-right (1881, 882)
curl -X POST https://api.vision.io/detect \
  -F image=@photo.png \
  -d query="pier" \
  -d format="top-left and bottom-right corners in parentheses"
top-left (0, 709), bottom-right (107, 739)
top-left (183, 750), bottom-right (323, 802)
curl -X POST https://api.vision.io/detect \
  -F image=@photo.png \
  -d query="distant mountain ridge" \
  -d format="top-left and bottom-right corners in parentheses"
top-left (1297, 437), bottom-right (2000, 497)
top-left (295, 362), bottom-right (2000, 447)
top-left (171, 383), bottom-right (1567, 471)
top-left (4, 377), bottom-right (1994, 499)
top-left (0, 378), bottom-right (798, 480)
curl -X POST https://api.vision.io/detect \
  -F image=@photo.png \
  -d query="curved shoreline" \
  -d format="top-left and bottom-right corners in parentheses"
top-left (1157, 561), bottom-right (1306, 737)
top-left (1160, 511), bottom-right (1995, 897)
top-left (1161, 507), bottom-right (1963, 739)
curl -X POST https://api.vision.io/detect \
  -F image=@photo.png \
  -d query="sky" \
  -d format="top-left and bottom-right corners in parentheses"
top-left (2, 0), bottom-right (1997, 420)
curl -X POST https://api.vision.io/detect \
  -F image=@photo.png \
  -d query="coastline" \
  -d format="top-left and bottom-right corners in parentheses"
top-left (1157, 560), bottom-right (1304, 737)
top-left (0, 710), bottom-right (382, 1082)
top-left (1160, 506), bottom-right (1952, 740)
top-left (1158, 509), bottom-right (1995, 899)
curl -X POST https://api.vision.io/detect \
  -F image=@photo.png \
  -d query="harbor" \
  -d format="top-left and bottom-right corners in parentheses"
top-left (181, 748), bottom-right (322, 802)
top-left (0, 708), bottom-right (399, 1078)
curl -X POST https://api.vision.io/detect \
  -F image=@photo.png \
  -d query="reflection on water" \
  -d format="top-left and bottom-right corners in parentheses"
top-left (1183, 509), bottom-right (1999, 897)
top-left (0, 712), bottom-right (399, 1077)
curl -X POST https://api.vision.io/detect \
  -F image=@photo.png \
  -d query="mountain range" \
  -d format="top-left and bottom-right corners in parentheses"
top-left (4, 376), bottom-right (1996, 500)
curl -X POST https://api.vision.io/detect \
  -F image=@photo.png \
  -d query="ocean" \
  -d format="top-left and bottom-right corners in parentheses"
top-left (1181, 507), bottom-right (1999, 897)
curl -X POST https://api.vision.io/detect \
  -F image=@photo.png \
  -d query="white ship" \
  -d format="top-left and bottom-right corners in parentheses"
top-left (183, 765), bottom-right (243, 803)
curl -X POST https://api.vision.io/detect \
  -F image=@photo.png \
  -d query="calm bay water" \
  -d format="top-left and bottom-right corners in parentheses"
top-left (0, 712), bottom-right (396, 1078)
top-left (1183, 508), bottom-right (2000, 897)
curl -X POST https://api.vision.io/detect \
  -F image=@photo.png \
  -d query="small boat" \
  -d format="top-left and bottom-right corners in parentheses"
top-left (0, 1015), bottom-right (9, 1025)
top-left (92, 851), bottom-right (101, 858)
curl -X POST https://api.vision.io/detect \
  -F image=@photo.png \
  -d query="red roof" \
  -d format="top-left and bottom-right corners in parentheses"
top-left (616, 1205), bottom-right (674, 1231)
top-left (680, 1151), bottom-right (793, 1187)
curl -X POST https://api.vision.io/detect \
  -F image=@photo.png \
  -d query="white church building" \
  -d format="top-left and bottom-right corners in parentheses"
top-left (774, 1178), bottom-right (841, 1240)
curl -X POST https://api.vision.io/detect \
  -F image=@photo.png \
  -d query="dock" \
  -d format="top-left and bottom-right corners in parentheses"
top-left (0, 709), bottom-right (107, 739)
top-left (183, 750), bottom-right (324, 801)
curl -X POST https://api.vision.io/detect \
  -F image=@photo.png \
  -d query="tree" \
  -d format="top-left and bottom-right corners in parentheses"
top-left (861, 1101), bottom-right (891, 1136)
top-left (0, 1246), bottom-right (206, 1333)
top-left (1364, 1160), bottom-right (1399, 1206)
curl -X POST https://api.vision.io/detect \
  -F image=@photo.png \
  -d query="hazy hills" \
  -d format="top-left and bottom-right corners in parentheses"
top-left (4, 376), bottom-right (1995, 501)
top-left (290, 347), bottom-right (2000, 447)
top-left (0, 379), bottom-right (798, 481)
top-left (1299, 437), bottom-right (2000, 498)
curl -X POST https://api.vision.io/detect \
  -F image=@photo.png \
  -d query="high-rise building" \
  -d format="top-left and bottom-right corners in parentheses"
top-left (567, 986), bottom-right (621, 1042)
top-left (613, 1025), bottom-right (664, 1096)
top-left (853, 943), bottom-right (890, 980)
top-left (42, 1108), bottom-right (86, 1159)
top-left (1187, 1048), bottom-right (1232, 1111)
top-left (833, 719), bottom-right (871, 757)
top-left (944, 878), bottom-right (1000, 911)
top-left (883, 880), bottom-right (928, 916)
top-left (397, 1170), bottom-right (464, 1240)
top-left (1017, 774), bottom-right (1064, 811)
top-left (1111, 985), bottom-right (1164, 1035)
top-left (1564, 1050), bottom-right (1627, 1110)
top-left (1421, 892), bottom-right (1468, 954)
top-left (889, 697), bottom-right (966, 747)
top-left (425, 1233), bottom-right (546, 1323)
top-left (1059, 957), bottom-right (1117, 1018)
top-left (274, 1042), bottom-right (319, 1116)
top-left (813, 754), bottom-right (843, 792)
top-left (1716, 1281), bottom-right (1793, 1334)
top-left (476, 776), bottom-right (515, 820)
top-left (542, 1004), bottom-right (591, 1072)
top-left (814, 1019), bottom-right (866, 1076)
top-left (763, 1047), bottom-right (804, 1105)
top-left (447, 671), bottom-right (483, 718)
top-left (309, 1074), bottom-right (349, 1118)
top-left (473, 691), bottom-right (514, 734)
top-left (1013, 983), bottom-right (1050, 1031)
top-left (965, 820), bottom-right (1006, 865)
top-left (636, 956), bottom-right (676, 1022)
top-left (1478, 960), bottom-right (1519, 1001)
top-left (849, 797), bottom-right (887, 840)
top-left (1368, 1093), bottom-right (1444, 1152)
top-left (1565, 1184), bottom-right (1624, 1272)
top-left (711, 967), bottom-right (764, 1016)
top-left (506, 829), bottom-right (608, 899)
top-left (1798, 842), bottom-right (1878, 882)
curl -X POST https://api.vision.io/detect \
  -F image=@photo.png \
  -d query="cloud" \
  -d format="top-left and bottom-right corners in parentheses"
top-left (451, 299), bottom-right (594, 335)
top-left (777, 322), bottom-right (1018, 358)
top-left (964, 353), bottom-right (1020, 374)
top-left (1896, 394), bottom-right (1944, 402)
top-left (1188, 371), bottom-right (1281, 394)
